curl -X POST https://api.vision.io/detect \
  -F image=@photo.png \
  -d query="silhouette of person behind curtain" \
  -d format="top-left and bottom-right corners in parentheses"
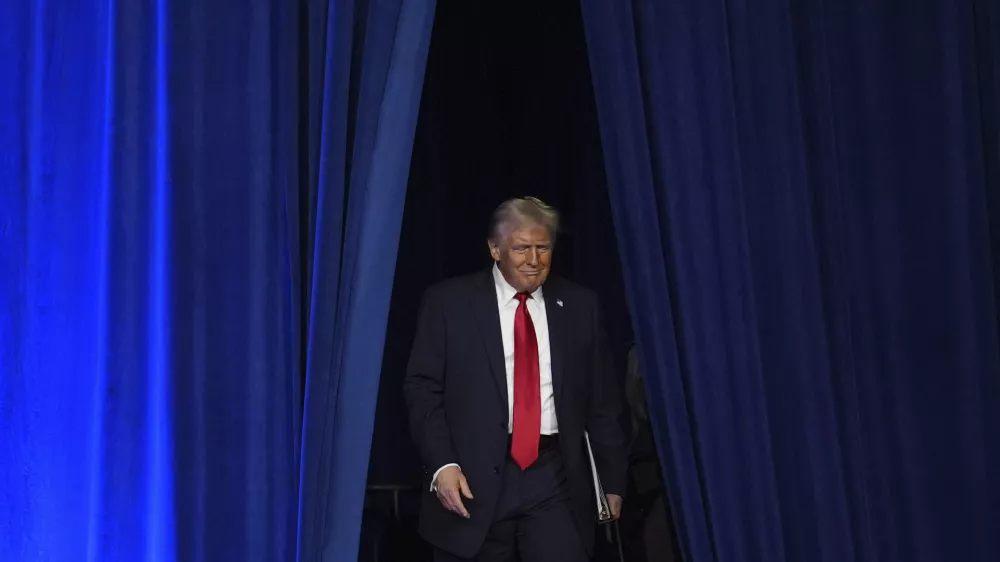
top-left (619, 345), bottom-right (681, 562)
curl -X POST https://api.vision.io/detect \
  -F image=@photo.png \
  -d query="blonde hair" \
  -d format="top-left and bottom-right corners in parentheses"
top-left (488, 196), bottom-right (560, 242)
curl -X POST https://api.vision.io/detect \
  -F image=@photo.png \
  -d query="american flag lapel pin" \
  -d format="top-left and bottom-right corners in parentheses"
top-left (556, 299), bottom-right (563, 307)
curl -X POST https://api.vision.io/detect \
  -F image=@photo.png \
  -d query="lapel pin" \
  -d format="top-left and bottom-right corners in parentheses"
top-left (556, 299), bottom-right (563, 307)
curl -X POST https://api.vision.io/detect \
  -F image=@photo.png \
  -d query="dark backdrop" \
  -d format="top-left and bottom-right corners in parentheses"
top-left (366, 0), bottom-right (631, 490)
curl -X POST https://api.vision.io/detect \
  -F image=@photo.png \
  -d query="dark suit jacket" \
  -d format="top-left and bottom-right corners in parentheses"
top-left (403, 269), bottom-right (627, 558)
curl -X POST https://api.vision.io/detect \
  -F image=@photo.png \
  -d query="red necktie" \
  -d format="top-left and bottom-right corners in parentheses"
top-left (511, 292), bottom-right (541, 470)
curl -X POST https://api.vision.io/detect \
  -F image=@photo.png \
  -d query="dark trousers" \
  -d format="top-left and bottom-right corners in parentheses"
top-left (435, 439), bottom-right (588, 562)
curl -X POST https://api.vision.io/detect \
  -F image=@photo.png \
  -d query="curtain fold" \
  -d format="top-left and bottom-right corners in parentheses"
top-left (294, 0), bottom-right (436, 560)
top-left (581, 1), bottom-right (1000, 561)
top-left (0, 0), bottom-right (434, 560)
top-left (1, 1), bottom-right (301, 559)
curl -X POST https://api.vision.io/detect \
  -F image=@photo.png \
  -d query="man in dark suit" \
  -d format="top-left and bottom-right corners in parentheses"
top-left (404, 197), bottom-right (627, 561)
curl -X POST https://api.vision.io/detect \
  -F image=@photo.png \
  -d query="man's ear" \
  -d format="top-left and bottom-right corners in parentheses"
top-left (487, 240), bottom-right (500, 261)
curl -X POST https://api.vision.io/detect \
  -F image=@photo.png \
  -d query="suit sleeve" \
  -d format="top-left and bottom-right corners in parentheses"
top-left (586, 295), bottom-right (629, 497)
top-left (403, 287), bottom-right (459, 476)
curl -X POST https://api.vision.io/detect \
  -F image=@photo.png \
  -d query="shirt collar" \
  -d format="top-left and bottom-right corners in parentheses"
top-left (492, 263), bottom-right (543, 304)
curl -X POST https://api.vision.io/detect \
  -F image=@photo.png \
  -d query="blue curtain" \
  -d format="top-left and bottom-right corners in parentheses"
top-left (294, 0), bottom-right (435, 560)
top-left (581, 1), bottom-right (1000, 562)
top-left (0, 0), bottom-right (434, 560)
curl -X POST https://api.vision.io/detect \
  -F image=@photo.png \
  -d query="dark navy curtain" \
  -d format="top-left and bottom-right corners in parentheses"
top-left (581, 1), bottom-right (1000, 562)
top-left (295, 0), bottom-right (435, 560)
top-left (0, 0), bottom-right (434, 561)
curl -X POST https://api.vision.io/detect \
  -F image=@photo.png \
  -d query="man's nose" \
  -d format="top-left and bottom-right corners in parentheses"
top-left (526, 248), bottom-right (539, 265)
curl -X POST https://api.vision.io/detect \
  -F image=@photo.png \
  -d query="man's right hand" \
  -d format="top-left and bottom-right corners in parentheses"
top-left (435, 466), bottom-right (473, 519)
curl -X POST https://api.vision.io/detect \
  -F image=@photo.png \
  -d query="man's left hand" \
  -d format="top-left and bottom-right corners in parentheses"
top-left (607, 494), bottom-right (623, 520)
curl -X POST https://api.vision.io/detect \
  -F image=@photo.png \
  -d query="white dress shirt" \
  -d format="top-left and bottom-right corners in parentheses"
top-left (431, 265), bottom-right (558, 490)
top-left (492, 264), bottom-right (558, 435)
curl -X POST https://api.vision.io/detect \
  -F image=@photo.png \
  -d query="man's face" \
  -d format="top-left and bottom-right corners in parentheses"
top-left (489, 222), bottom-right (553, 294)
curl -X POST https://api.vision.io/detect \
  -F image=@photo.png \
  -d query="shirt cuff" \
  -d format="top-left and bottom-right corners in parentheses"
top-left (430, 463), bottom-right (461, 492)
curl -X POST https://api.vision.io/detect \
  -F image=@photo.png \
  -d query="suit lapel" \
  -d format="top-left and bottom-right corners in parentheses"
top-left (470, 270), bottom-right (509, 417)
top-left (543, 279), bottom-right (567, 410)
